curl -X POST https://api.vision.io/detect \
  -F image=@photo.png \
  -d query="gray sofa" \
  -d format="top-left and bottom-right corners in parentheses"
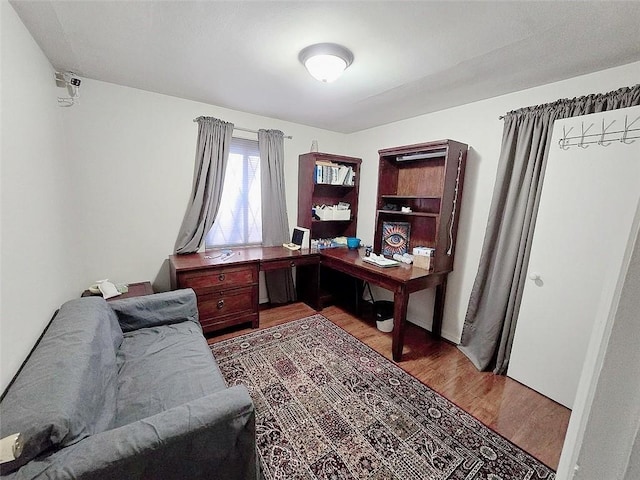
top-left (0, 289), bottom-right (257, 480)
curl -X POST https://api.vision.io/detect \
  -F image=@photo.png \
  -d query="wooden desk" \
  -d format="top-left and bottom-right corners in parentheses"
top-left (170, 246), bottom-right (447, 361)
top-left (169, 247), bottom-right (320, 333)
top-left (319, 248), bottom-right (448, 361)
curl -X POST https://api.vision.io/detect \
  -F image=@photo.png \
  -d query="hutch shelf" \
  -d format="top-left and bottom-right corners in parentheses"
top-left (297, 152), bottom-right (362, 240)
top-left (374, 140), bottom-right (468, 273)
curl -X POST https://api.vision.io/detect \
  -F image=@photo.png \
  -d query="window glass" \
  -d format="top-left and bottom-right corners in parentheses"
top-left (205, 137), bottom-right (261, 248)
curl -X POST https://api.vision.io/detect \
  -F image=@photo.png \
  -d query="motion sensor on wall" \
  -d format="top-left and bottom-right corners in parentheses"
top-left (55, 71), bottom-right (81, 107)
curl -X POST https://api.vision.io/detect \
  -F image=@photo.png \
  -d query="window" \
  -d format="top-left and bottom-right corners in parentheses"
top-left (205, 137), bottom-right (261, 248)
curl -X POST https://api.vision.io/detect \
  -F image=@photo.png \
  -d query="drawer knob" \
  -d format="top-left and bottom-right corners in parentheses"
top-left (217, 299), bottom-right (225, 310)
top-left (218, 273), bottom-right (225, 281)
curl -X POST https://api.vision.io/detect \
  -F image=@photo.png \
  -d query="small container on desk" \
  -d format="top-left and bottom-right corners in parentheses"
top-left (412, 247), bottom-right (435, 271)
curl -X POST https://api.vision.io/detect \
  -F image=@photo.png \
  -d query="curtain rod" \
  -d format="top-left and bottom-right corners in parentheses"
top-left (192, 118), bottom-right (292, 139)
top-left (234, 126), bottom-right (293, 140)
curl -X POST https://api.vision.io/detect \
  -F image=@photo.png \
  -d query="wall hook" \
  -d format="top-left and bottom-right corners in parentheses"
top-left (621, 115), bottom-right (640, 144)
top-left (597, 119), bottom-right (615, 146)
top-left (577, 122), bottom-right (593, 149)
top-left (558, 126), bottom-right (573, 150)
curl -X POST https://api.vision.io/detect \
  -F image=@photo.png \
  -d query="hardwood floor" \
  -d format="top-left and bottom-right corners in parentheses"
top-left (207, 302), bottom-right (571, 470)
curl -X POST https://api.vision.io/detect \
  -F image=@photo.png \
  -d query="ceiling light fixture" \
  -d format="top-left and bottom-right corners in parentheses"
top-left (299, 43), bottom-right (354, 83)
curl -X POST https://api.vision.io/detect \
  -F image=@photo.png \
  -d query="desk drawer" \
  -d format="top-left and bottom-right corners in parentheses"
top-left (261, 255), bottom-right (319, 271)
top-left (178, 264), bottom-right (258, 292)
top-left (197, 285), bottom-right (258, 322)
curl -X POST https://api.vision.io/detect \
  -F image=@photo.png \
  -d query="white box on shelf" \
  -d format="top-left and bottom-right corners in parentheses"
top-left (413, 246), bottom-right (435, 256)
top-left (315, 206), bottom-right (333, 220)
top-left (315, 205), bottom-right (351, 221)
top-left (333, 209), bottom-right (351, 221)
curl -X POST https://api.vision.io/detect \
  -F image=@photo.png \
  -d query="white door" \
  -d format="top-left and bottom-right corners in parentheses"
top-left (508, 106), bottom-right (640, 409)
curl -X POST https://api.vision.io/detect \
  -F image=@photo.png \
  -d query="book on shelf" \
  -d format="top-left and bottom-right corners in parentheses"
top-left (314, 162), bottom-right (355, 185)
top-left (336, 165), bottom-right (350, 185)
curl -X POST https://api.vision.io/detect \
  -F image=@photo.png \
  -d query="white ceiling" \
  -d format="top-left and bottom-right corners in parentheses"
top-left (10, 1), bottom-right (640, 133)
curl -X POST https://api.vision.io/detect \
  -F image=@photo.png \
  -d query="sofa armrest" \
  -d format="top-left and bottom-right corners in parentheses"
top-left (13, 385), bottom-right (257, 480)
top-left (109, 289), bottom-right (199, 332)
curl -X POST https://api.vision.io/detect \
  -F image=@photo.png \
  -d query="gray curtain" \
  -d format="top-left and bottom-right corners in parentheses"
top-left (459, 85), bottom-right (640, 374)
top-left (174, 117), bottom-right (234, 254)
top-left (258, 129), bottom-right (295, 303)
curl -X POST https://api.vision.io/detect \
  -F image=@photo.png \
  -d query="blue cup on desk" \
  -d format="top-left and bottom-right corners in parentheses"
top-left (346, 237), bottom-right (361, 250)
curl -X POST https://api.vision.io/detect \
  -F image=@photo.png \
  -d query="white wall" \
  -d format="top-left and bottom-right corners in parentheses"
top-left (346, 61), bottom-right (640, 342)
top-left (60, 79), bottom-right (348, 293)
top-left (0, 2), bottom-right (82, 392)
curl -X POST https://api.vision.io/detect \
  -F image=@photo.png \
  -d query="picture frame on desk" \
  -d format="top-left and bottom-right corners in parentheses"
top-left (381, 221), bottom-right (411, 256)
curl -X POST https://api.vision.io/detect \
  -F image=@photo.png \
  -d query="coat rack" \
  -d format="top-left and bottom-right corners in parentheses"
top-left (558, 114), bottom-right (640, 150)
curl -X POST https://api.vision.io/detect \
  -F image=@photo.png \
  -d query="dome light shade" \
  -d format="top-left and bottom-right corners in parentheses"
top-left (304, 54), bottom-right (347, 83)
top-left (299, 43), bottom-right (353, 83)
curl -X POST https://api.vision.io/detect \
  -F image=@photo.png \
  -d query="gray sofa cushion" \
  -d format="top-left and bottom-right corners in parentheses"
top-left (0, 297), bottom-right (122, 470)
top-left (110, 289), bottom-right (199, 332)
top-left (114, 320), bottom-right (227, 427)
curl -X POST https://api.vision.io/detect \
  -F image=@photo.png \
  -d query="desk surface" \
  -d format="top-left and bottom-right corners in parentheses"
top-left (319, 247), bottom-right (439, 281)
top-left (169, 246), bottom-right (319, 271)
top-left (320, 247), bottom-right (449, 294)
top-left (170, 246), bottom-right (446, 286)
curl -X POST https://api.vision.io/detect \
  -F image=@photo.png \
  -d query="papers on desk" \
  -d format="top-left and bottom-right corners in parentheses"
top-left (362, 254), bottom-right (400, 268)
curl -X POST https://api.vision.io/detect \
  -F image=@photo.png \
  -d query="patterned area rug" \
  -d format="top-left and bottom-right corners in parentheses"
top-left (210, 314), bottom-right (555, 480)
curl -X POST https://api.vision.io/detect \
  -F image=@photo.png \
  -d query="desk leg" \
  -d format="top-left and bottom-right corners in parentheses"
top-left (432, 278), bottom-right (447, 339)
top-left (392, 286), bottom-right (410, 362)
